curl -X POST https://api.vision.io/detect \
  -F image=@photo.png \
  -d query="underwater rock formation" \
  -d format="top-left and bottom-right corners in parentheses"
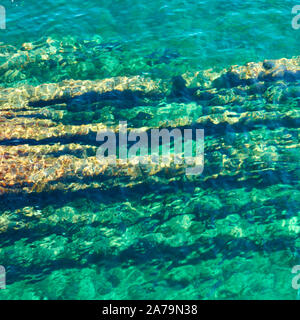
top-left (0, 38), bottom-right (299, 299)
top-left (0, 52), bottom-right (299, 195)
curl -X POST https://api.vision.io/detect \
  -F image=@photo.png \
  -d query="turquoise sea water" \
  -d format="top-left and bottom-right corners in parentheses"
top-left (0, 0), bottom-right (299, 299)
top-left (1, 0), bottom-right (300, 81)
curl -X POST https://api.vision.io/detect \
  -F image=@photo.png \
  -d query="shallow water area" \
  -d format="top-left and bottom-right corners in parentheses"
top-left (0, 0), bottom-right (299, 300)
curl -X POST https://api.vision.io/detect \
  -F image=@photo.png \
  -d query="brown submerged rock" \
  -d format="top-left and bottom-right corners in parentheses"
top-left (0, 56), bottom-right (299, 195)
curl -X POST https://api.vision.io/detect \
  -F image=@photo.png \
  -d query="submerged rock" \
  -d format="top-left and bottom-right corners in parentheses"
top-left (0, 55), bottom-right (299, 196)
